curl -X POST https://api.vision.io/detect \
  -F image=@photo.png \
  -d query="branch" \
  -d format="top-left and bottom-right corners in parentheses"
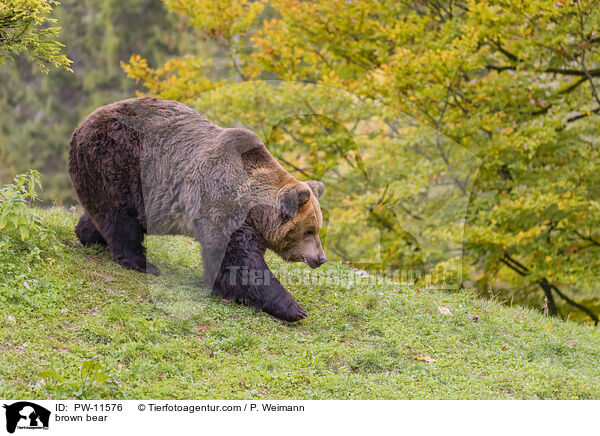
top-left (501, 252), bottom-right (600, 323)
top-left (528, 78), bottom-right (589, 119)
top-left (560, 76), bottom-right (588, 94)
top-left (491, 40), bottom-right (520, 62)
top-left (500, 255), bottom-right (560, 317)
top-left (301, 99), bottom-right (367, 178)
top-left (500, 254), bottom-right (528, 276)
top-left (564, 106), bottom-right (600, 123)
top-left (573, 229), bottom-right (600, 247)
top-left (486, 64), bottom-right (600, 77)
top-left (485, 64), bottom-right (516, 73)
top-left (546, 67), bottom-right (600, 77)
top-left (551, 284), bottom-right (599, 325)
top-left (574, 0), bottom-right (600, 108)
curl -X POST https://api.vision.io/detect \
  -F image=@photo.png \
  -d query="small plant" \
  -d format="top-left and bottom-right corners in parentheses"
top-left (0, 170), bottom-right (52, 246)
top-left (38, 358), bottom-right (119, 398)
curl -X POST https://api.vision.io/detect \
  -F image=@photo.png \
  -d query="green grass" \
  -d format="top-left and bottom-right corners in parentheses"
top-left (1, 207), bottom-right (600, 399)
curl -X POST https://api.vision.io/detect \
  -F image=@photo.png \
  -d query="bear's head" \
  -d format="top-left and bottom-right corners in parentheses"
top-left (262, 180), bottom-right (327, 268)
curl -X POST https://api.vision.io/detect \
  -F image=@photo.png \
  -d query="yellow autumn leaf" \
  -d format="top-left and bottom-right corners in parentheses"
top-left (415, 354), bottom-right (437, 363)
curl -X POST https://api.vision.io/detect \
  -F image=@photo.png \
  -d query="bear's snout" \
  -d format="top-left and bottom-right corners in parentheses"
top-left (306, 255), bottom-right (327, 269)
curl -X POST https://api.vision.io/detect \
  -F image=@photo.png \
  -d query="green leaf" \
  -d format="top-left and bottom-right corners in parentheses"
top-left (93, 373), bottom-right (110, 384)
top-left (38, 370), bottom-right (66, 382)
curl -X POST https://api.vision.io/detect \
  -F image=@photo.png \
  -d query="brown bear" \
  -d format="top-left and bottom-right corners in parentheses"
top-left (68, 97), bottom-right (326, 321)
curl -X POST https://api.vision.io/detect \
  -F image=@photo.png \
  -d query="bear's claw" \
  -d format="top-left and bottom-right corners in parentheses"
top-left (276, 300), bottom-right (307, 322)
top-left (120, 257), bottom-right (161, 276)
top-left (145, 262), bottom-right (161, 276)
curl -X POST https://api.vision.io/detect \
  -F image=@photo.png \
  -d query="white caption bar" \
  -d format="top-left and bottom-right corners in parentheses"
top-left (0, 400), bottom-right (597, 436)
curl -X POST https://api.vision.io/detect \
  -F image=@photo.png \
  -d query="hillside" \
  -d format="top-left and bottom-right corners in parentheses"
top-left (1, 207), bottom-right (599, 400)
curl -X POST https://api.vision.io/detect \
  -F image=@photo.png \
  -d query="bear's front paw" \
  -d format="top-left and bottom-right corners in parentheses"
top-left (145, 262), bottom-right (161, 276)
top-left (271, 299), bottom-right (307, 322)
top-left (120, 257), bottom-right (161, 276)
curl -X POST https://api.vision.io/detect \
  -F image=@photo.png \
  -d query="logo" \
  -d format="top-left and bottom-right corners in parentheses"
top-left (2, 402), bottom-right (50, 434)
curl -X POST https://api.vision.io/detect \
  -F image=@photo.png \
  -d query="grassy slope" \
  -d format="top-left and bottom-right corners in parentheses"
top-left (1, 208), bottom-right (600, 400)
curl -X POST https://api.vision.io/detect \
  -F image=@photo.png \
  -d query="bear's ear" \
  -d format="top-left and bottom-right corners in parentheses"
top-left (306, 180), bottom-right (325, 198)
top-left (278, 185), bottom-right (312, 219)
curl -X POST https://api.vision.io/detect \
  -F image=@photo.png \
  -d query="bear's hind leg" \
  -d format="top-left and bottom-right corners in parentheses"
top-left (95, 211), bottom-right (160, 276)
top-left (75, 213), bottom-right (107, 247)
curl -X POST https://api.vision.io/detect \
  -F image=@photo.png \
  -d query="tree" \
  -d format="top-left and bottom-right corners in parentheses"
top-left (124, 0), bottom-right (600, 323)
top-left (0, 0), bottom-right (70, 70)
top-left (0, 0), bottom-right (70, 185)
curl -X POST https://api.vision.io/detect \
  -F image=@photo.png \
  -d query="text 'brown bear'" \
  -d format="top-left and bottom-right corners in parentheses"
top-left (68, 97), bottom-right (326, 322)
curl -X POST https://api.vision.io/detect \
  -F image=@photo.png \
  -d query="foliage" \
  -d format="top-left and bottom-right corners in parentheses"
top-left (1, 207), bottom-right (600, 399)
top-left (38, 358), bottom-right (120, 398)
top-left (0, 171), bottom-right (62, 283)
top-left (0, 170), bottom-right (46, 241)
top-left (0, 0), bottom-right (71, 71)
top-left (122, 0), bottom-right (600, 323)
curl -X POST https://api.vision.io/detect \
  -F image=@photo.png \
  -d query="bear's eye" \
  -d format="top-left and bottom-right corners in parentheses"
top-left (306, 231), bottom-right (315, 236)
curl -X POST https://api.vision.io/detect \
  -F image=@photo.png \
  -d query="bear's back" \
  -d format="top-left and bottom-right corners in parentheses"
top-left (69, 97), bottom-right (294, 235)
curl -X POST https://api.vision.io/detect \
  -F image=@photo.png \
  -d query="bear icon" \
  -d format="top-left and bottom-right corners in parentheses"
top-left (68, 97), bottom-right (326, 321)
top-left (3, 402), bottom-right (50, 434)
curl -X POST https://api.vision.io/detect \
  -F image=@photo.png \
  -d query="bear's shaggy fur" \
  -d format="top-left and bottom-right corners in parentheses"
top-left (69, 97), bottom-right (326, 321)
